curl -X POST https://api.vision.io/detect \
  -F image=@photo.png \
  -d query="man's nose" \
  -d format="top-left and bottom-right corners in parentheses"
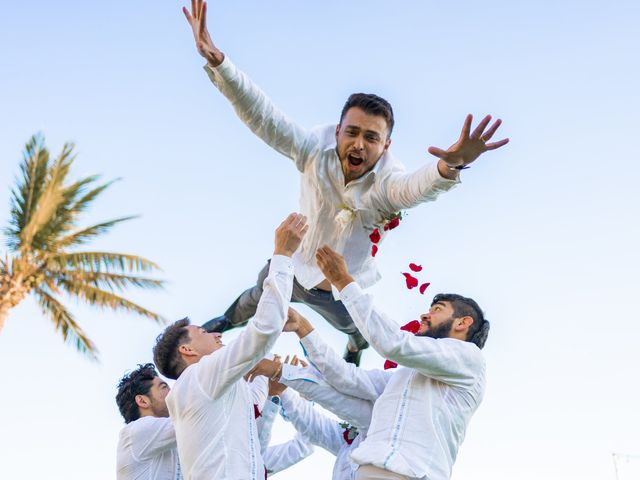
top-left (354, 136), bottom-right (364, 150)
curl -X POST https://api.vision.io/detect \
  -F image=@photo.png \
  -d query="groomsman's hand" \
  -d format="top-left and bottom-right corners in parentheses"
top-left (283, 308), bottom-right (314, 339)
top-left (316, 246), bottom-right (354, 292)
top-left (246, 357), bottom-right (281, 383)
top-left (274, 213), bottom-right (308, 257)
top-left (183, 0), bottom-right (225, 67)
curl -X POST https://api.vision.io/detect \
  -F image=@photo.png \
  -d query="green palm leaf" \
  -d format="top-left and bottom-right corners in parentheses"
top-left (33, 286), bottom-right (98, 358)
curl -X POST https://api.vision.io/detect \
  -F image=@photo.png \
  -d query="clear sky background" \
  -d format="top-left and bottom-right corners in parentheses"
top-left (1, 1), bottom-right (639, 479)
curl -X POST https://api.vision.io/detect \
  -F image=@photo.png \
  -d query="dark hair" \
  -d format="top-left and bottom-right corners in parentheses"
top-left (431, 293), bottom-right (490, 349)
top-left (339, 93), bottom-right (395, 137)
top-left (153, 318), bottom-right (191, 380)
top-left (116, 363), bottom-right (158, 424)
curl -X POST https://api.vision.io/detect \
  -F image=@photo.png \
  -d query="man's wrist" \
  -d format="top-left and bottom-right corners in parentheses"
top-left (437, 159), bottom-right (461, 180)
top-left (296, 321), bottom-right (314, 340)
top-left (333, 275), bottom-right (355, 292)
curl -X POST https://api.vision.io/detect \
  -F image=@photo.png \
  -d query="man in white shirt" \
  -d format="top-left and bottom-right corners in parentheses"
top-left (152, 213), bottom-right (307, 480)
top-left (279, 246), bottom-right (490, 480)
top-left (183, 1), bottom-right (509, 365)
top-left (115, 363), bottom-right (180, 480)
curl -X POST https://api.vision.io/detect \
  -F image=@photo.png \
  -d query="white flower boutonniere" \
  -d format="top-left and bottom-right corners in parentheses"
top-left (335, 204), bottom-right (357, 228)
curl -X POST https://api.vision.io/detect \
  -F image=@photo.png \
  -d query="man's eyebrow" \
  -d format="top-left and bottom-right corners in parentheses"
top-left (432, 301), bottom-right (446, 308)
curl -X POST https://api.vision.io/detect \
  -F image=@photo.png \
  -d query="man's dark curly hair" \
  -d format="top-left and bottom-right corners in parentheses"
top-left (431, 293), bottom-right (490, 349)
top-left (340, 93), bottom-right (395, 137)
top-left (115, 363), bottom-right (158, 424)
top-left (153, 318), bottom-right (191, 380)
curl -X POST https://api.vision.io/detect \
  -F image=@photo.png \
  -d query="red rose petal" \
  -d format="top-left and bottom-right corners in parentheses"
top-left (383, 223), bottom-right (389, 231)
top-left (387, 217), bottom-right (400, 230)
top-left (383, 360), bottom-right (398, 370)
top-left (343, 428), bottom-right (354, 445)
top-left (400, 320), bottom-right (421, 334)
top-left (369, 228), bottom-right (381, 244)
top-left (409, 263), bottom-right (422, 272)
top-left (253, 404), bottom-right (261, 419)
top-left (419, 282), bottom-right (431, 294)
top-left (402, 272), bottom-right (419, 289)
top-left (371, 244), bottom-right (378, 257)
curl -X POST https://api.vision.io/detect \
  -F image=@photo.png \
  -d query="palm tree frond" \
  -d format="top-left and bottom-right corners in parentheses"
top-left (49, 251), bottom-right (161, 273)
top-left (33, 286), bottom-right (98, 359)
top-left (57, 279), bottom-right (165, 323)
top-left (18, 142), bottom-right (75, 251)
top-left (59, 270), bottom-right (164, 291)
top-left (56, 216), bottom-right (138, 248)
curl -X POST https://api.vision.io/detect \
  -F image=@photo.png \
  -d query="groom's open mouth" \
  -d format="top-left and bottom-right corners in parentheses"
top-left (347, 153), bottom-right (364, 167)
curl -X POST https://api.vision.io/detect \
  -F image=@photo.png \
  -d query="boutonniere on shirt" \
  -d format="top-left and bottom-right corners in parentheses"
top-left (383, 320), bottom-right (422, 369)
top-left (335, 204), bottom-right (357, 228)
top-left (253, 404), bottom-right (261, 419)
top-left (401, 262), bottom-right (430, 294)
top-left (368, 211), bottom-right (404, 257)
top-left (339, 422), bottom-right (359, 445)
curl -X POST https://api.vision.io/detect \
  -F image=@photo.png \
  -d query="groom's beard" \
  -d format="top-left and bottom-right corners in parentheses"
top-left (416, 317), bottom-right (454, 340)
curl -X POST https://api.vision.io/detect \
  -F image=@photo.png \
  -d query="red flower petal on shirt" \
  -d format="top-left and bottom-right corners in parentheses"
top-left (369, 228), bottom-right (381, 244)
top-left (343, 428), bottom-right (354, 445)
top-left (387, 217), bottom-right (400, 230)
top-left (253, 404), bottom-right (261, 419)
top-left (409, 263), bottom-right (422, 272)
top-left (384, 360), bottom-right (398, 370)
top-left (419, 282), bottom-right (431, 295)
top-left (400, 320), bottom-right (421, 334)
top-left (371, 244), bottom-right (378, 257)
top-left (402, 272), bottom-right (419, 289)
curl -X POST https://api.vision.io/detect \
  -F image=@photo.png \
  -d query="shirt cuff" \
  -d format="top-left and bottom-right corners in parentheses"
top-left (338, 281), bottom-right (363, 304)
top-left (269, 254), bottom-right (294, 276)
top-left (299, 329), bottom-right (321, 358)
top-left (430, 161), bottom-right (461, 186)
top-left (281, 365), bottom-right (322, 384)
top-left (203, 55), bottom-right (235, 83)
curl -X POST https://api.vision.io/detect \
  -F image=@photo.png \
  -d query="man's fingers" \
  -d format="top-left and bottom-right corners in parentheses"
top-left (191, 0), bottom-right (197, 17)
top-left (471, 115), bottom-right (492, 139)
top-left (427, 146), bottom-right (447, 159)
top-left (485, 138), bottom-right (509, 150)
top-left (481, 118), bottom-right (502, 142)
top-left (284, 355), bottom-right (291, 364)
top-left (460, 114), bottom-right (472, 140)
top-left (183, 6), bottom-right (193, 23)
top-left (300, 359), bottom-right (308, 368)
top-left (197, 1), bottom-right (207, 37)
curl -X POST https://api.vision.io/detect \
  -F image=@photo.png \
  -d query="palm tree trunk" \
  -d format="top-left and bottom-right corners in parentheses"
top-left (0, 276), bottom-right (28, 333)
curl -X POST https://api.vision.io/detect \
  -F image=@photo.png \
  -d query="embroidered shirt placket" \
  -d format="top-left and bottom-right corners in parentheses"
top-left (248, 403), bottom-right (258, 479)
top-left (383, 373), bottom-right (413, 469)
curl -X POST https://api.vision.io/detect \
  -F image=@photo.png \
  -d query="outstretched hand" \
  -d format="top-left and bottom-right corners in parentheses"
top-left (429, 114), bottom-right (509, 174)
top-left (316, 246), bottom-right (354, 292)
top-left (274, 213), bottom-right (309, 257)
top-left (182, 0), bottom-right (225, 66)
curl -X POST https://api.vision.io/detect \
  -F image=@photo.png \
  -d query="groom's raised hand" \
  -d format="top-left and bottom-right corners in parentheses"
top-left (183, 0), bottom-right (225, 67)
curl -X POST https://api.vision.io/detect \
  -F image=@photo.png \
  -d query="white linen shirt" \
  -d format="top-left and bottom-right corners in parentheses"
top-left (301, 282), bottom-right (486, 480)
top-left (165, 255), bottom-right (294, 480)
top-left (116, 416), bottom-right (179, 480)
top-left (205, 57), bottom-right (459, 296)
top-left (280, 388), bottom-right (364, 480)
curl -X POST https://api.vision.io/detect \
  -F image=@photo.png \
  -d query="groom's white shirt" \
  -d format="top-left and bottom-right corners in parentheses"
top-left (165, 255), bottom-right (294, 480)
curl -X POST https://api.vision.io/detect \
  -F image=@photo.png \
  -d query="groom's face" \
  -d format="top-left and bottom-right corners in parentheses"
top-left (417, 301), bottom-right (456, 338)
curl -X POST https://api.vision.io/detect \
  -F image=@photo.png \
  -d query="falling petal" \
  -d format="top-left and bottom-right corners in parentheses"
top-left (371, 245), bottom-right (378, 257)
top-left (384, 360), bottom-right (398, 370)
top-left (409, 263), bottom-right (422, 272)
top-left (402, 272), bottom-right (419, 289)
top-left (369, 228), bottom-right (381, 244)
top-left (419, 282), bottom-right (431, 295)
top-left (401, 320), bottom-right (421, 334)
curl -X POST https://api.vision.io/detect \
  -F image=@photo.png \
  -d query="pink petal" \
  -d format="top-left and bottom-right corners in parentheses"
top-left (383, 360), bottom-right (398, 370)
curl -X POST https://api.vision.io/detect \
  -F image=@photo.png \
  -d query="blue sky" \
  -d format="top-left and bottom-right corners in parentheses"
top-left (1, 1), bottom-right (639, 479)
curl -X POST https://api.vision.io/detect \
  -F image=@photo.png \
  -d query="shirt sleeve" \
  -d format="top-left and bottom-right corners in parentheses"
top-left (263, 435), bottom-right (314, 475)
top-left (280, 364), bottom-right (373, 430)
top-left (299, 330), bottom-right (392, 402)
top-left (196, 255), bottom-right (294, 398)
top-left (280, 389), bottom-right (344, 456)
top-left (204, 57), bottom-right (316, 172)
top-left (131, 417), bottom-right (176, 461)
top-left (256, 394), bottom-right (278, 457)
top-left (340, 282), bottom-right (485, 388)
top-left (375, 159), bottom-right (460, 211)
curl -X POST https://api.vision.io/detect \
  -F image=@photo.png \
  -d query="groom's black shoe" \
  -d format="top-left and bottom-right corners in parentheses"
top-left (202, 315), bottom-right (233, 333)
top-left (343, 342), bottom-right (369, 366)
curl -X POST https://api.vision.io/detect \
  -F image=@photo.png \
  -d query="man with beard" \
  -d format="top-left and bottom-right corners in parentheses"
top-left (115, 364), bottom-right (180, 480)
top-left (182, 0), bottom-right (508, 365)
top-left (279, 245), bottom-right (490, 480)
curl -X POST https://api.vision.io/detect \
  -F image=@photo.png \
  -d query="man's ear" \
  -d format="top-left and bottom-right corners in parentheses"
top-left (455, 316), bottom-right (474, 332)
top-left (135, 394), bottom-right (150, 410)
top-left (383, 137), bottom-right (391, 152)
top-left (179, 343), bottom-right (196, 357)
top-left (335, 123), bottom-right (341, 139)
